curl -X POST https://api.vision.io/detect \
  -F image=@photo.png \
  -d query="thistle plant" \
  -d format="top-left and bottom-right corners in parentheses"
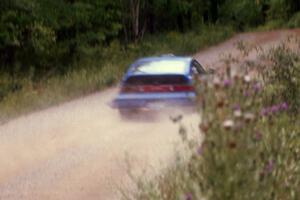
top-left (193, 70), bottom-right (300, 200)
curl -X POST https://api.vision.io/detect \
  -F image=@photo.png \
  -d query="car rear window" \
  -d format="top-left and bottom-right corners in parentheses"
top-left (132, 60), bottom-right (188, 74)
top-left (124, 75), bottom-right (189, 85)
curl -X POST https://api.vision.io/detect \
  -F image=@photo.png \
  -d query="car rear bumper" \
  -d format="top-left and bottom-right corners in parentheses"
top-left (111, 92), bottom-right (196, 110)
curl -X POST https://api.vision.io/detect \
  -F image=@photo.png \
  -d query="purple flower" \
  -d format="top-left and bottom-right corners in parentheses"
top-left (185, 193), bottom-right (193, 200)
top-left (233, 104), bottom-right (241, 111)
top-left (255, 131), bottom-right (262, 141)
top-left (270, 105), bottom-right (280, 114)
top-left (261, 103), bottom-right (287, 117)
top-left (223, 79), bottom-right (232, 87)
top-left (253, 82), bottom-right (262, 92)
top-left (260, 108), bottom-right (269, 116)
top-left (265, 160), bottom-right (275, 174)
top-left (244, 90), bottom-right (251, 97)
top-left (280, 102), bottom-right (289, 111)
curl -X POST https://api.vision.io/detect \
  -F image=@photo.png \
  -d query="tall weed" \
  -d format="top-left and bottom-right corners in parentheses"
top-left (261, 37), bottom-right (300, 113)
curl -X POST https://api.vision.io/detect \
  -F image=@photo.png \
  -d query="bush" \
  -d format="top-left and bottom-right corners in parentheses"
top-left (261, 38), bottom-right (300, 113)
top-left (190, 74), bottom-right (300, 200)
top-left (219, 0), bottom-right (263, 30)
top-left (256, 20), bottom-right (286, 31)
top-left (288, 12), bottom-right (300, 28)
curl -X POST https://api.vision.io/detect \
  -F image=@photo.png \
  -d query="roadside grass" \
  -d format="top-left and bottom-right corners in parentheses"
top-left (255, 12), bottom-right (300, 31)
top-left (0, 25), bottom-right (234, 123)
top-left (123, 37), bottom-right (300, 200)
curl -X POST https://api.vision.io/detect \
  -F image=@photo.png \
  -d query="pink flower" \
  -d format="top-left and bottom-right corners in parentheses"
top-left (270, 105), bottom-right (280, 114)
top-left (255, 131), bottom-right (262, 141)
top-left (185, 193), bottom-right (193, 200)
top-left (223, 79), bottom-right (232, 88)
top-left (260, 108), bottom-right (269, 116)
top-left (280, 102), bottom-right (289, 111)
top-left (243, 90), bottom-right (251, 97)
top-left (233, 104), bottom-right (241, 111)
top-left (253, 82), bottom-right (262, 92)
top-left (265, 160), bottom-right (275, 174)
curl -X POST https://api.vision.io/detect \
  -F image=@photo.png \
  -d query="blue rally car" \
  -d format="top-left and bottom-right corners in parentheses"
top-left (112, 55), bottom-right (207, 116)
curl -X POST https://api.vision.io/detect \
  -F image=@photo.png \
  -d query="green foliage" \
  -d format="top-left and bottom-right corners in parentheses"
top-left (267, 0), bottom-right (300, 20)
top-left (261, 38), bottom-right (300, 113)
top-left (0, 25), bottom-right (233, 122)
top-left (256, 19), bottom-right (286, 31)
top-left (288, 11), bottom-right (300, 28)
top-left (0, 0), bottom-right (123, 76)
top-left (219, 0), bottom-right (263, 29)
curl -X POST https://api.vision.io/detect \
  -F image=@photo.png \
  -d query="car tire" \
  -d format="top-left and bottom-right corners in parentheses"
top-left (118, 109), bottom-right (138, 119)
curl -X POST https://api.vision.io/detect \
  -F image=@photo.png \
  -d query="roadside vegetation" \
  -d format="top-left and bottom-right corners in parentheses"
top-left (0, 25), bottom-right (234, 122)
top-left (123, 37), bottom-right (300, 200)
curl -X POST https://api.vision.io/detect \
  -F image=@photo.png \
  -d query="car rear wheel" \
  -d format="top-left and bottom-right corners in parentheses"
top-left (118, 109), bottom-right (157, 121)
top-left (118, 109), bottom-right (138, 119)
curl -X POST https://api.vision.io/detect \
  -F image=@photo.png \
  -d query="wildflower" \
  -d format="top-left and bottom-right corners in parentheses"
top-left (223, 79), bottom-right (232, 88)
top-left (199, 122), bottom-right (209, 133)
top-left (255, 131), bottom-right (263, 141)
top-left (260, 108), bottom-right (269, 116)
top-left (213, 77), bottom-right (221, 89)
top-left (228, 141), bottom-right (237, 149)
top-left (270, 105), bottom-right (280, 114)
top-left (253, 82), bottom-right (262, 92)
top-left (233, 104), bottom-right (241, 111)
top-left (216, 99), bottom-right (225, 108)
top-left (243, 90), bottom-right (251, 97)
top-left (265, 160), bottom-right (275, 174)
top-left (280, 102), bottom-right (289, 111)
top-left (261, 102), bottom-right (289, 117)
top-left (234, 109), bottom-right (242, 118)
top-left (185, 193), bottom-right (193, 200)
top-left (223, 119), bottom-right (234, 130)
top-left (243, 75), bottom-right (251, 83)
top-left (244, 112), bottom-right (255, 123)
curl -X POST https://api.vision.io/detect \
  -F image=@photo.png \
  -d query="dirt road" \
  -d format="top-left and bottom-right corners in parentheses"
top-left (0, 29), bottom-right (299, 200)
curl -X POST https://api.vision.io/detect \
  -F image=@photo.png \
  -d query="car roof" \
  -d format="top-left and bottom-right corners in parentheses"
top-left (127, 56), bottom-right (193, 76)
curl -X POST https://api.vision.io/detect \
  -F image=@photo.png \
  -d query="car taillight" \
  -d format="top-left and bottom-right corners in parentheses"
top-left (173, 85), bottom-right (195, 92)
top-left (121, 85), bottom-right (194, 93)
